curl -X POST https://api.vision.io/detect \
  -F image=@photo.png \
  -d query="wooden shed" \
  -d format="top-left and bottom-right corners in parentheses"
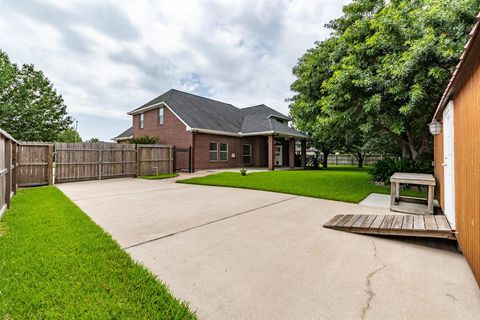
top-left (432, 13), bottom-right (480, 286)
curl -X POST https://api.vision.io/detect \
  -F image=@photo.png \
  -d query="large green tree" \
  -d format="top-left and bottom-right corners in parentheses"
top-left (56, 127), bottom-right (82, 143)
top-left (0, 50), bottom-right (72, 141)
top-left (290, 0), bottom-right (479, 160)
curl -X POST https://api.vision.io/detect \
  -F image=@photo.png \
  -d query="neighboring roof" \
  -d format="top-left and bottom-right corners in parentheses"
top-left (433, 12), bottom-right (480, 120)
top-left (113, 127), bottom-right (133, 141)
top-left (127, 89), bottom-right (307, 138)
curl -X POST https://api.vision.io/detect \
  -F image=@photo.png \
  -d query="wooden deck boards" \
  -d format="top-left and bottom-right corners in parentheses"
top-left (324, 214), bottom-right (455, 240)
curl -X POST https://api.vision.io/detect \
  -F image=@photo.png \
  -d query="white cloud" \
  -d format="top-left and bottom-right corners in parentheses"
top-left (0, 0), bottom-right (348, 141)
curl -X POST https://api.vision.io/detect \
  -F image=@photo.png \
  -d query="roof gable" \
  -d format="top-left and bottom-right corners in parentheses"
top-left (126, 89), bottom-right (306, 137)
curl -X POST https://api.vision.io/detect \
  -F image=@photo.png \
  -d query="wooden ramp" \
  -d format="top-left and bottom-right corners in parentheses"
top-left (324, 214), bottom-right (456, 240)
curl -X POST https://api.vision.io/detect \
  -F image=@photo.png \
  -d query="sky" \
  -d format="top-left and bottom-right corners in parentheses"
top-left (0, 0), bottom-right (348, 141)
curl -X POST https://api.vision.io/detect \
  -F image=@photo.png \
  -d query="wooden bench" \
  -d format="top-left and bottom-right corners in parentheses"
top-left (390, 172), bottom-right (436, 215)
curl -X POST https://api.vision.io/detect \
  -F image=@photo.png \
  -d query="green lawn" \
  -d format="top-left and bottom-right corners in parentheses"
top-left (178, 166), bottom-right (424, 203)
top-left (0, 186), bottom-right (195, 319)
top-left (140, 173), bottom-right (179, 180)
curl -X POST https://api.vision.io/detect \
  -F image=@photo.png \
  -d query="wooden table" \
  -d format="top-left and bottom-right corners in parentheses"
top-left (390, 172), bottom-right (436, 215)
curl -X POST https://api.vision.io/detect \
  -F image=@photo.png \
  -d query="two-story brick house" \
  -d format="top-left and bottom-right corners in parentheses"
top-left (113, 89), bottom-right (307, 171)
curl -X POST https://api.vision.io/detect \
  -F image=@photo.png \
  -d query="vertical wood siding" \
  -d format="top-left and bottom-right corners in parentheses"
top-left (433, 133), bottom-right (444, 209)
top-left (454, 60), bottom-right (480, 286)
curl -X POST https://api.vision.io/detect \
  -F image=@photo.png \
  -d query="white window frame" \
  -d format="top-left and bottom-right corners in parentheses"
top-left (139, 113), bottom-right (144, 129)
top-left (158, 107), bottom-right (164, 125)
top-left (219, 143), bottom-right (228, 161)
top-left (243, 144), bottom-right (252, 164)
top-left (209, 142), bottom-right (218, 161)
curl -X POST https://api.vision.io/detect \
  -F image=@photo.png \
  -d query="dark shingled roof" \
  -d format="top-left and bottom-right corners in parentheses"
top-left (113, 127), bottom-right (133, 140)
top-left (127, 89), bottom-right (307, 138)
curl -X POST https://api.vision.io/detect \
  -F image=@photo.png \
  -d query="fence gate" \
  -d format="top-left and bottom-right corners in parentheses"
top-left (136, 145), bottom-right (173, 176)
top-left (173, 146), bottom-right (192, 172)
top-left (17, 142), bottom-right (53, 187)
top-left (54, 142), bottom-right (137, 183)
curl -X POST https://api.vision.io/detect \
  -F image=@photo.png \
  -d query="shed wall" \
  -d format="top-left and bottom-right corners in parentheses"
top-left (453, 60), bottom-right (480, 285)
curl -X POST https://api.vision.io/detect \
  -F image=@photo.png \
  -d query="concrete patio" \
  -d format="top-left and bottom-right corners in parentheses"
top-left (58, 178), bottom-right (480, 320)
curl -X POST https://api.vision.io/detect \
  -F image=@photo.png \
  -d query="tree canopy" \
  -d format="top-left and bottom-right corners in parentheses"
top-left (0, 50), bottom-right (72, 141)
top-left (290, 0), bottom-right (479, 160)
top-left (56, 127), bottom-right (82, 143)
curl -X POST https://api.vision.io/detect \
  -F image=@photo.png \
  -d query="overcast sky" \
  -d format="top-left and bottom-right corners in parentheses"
top-left (0, 0), bottom-right (348, 141)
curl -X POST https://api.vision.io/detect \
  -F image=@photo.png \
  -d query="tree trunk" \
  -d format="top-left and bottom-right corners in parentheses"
top-left (401, 143), bottom-right (409, 158)
top-left (313, 151), bottom-right (320, 169)
top-left (356, 152), bottom-right (365, 168)
top-left (322, 149), bottom-right (330, 168)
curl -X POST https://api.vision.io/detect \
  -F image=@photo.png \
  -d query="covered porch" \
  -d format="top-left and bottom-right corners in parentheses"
top-left (267, 134), bottom-right (307, 170)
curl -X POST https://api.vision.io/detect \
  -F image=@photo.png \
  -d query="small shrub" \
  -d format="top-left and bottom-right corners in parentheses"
top-left (240, 168), bottom-right (247, 176)
top-left (368, 158), bottom-right (432, 184)
top-left (306, 154), bottom-right (320, 169)
top-left (131, 135), bottom-right (159, 144)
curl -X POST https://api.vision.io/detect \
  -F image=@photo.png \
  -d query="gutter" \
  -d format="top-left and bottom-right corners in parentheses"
top-left (113, 135), bottom-right (133, 141)
top-left (189, 128), bottom-right (308, 139)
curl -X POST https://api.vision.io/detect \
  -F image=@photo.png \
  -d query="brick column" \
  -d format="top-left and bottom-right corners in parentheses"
top-left (301, 139), bottom-right (306, 169)
top-left (268, 135), bottom-right (275, 170)
top-left (289, 138), bottom-right (295, 169)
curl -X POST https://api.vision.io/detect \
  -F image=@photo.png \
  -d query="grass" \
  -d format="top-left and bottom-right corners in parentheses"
top-left (140, 173), bottom-right (179, 180)
top-left (0, 186), bottom-right (196, 319)
top-left (178, 166), bottom-right (424, 203)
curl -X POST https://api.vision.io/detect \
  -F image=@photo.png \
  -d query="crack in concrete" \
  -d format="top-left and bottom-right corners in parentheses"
top-left (361, 240), bottom-right (386, 320)
top-left (123, 196), bottom-right (298, 250)
top-left (68, 185), bottom-right (195, 201)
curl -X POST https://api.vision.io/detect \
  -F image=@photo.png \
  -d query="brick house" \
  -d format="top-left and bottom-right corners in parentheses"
top-left (113, 89), bottom-right (308, 170)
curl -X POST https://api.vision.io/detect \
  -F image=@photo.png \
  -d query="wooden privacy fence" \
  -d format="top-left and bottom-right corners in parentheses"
top-left (54, 142), bottom-right (173, 183)
top-left (327, 154), bottom-right (385, 166)
top-left (0, 129), bottom-right (18, 216)
top-left (0, 132), bottom-right (175, 214)
top-left (55, 142), bottom-right (137, 183)
top-left (17, 142), bottom-right (53, 187)
top-left (137, 144), bottom-right (173, 176)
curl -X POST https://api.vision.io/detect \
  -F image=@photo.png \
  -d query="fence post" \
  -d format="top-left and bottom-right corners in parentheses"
top-left (121, 145), bottom-right (125, 175)
top-left (188, 146), bottom-right (192, 173)
top-left (47, 144), bottom-right (54, 185)
top-left (169, 146), bottom-right (173, 174)
top-left (136, 145), bottom-right (141, 177)
top-left (11, 142), bottom-right (17, 194)
top-left (172, 145), bottom-right (177, 173)
top-left (5, 139), bottom-right (11, 208)
top-left (98, 148), bottom-right (102, 180)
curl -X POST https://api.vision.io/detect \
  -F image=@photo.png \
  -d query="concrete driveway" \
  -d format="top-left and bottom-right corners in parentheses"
top-left (58, 178), bottom-right (480, 320)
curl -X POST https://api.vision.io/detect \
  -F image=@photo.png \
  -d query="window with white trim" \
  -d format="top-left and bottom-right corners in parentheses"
top-left (158, 107), bottom-right (164, 125)
top-left (139, 113), bottom-right (144, 129)
top-left (209, 142), bottom-right (218, 161)
top-left (219, 143), bottom-right (228, 161)
top-left (243, 144), bottom-right (252, 164)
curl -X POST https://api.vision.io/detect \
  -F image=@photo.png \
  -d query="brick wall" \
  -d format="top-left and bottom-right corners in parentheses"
top-left (131, 107), bottom-right (287, 170)
top-left (132, 106), bottom-right (192, 148)
top-left (193, 133), bottom-right (268, 169)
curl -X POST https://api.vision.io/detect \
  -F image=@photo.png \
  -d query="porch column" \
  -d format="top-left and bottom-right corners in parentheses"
top-left (268, 135), bottom-right (275, 170)
top-left (301, 139), bottom-right (307, 169)
top-left (289, 138), bottom-right (295, 169)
